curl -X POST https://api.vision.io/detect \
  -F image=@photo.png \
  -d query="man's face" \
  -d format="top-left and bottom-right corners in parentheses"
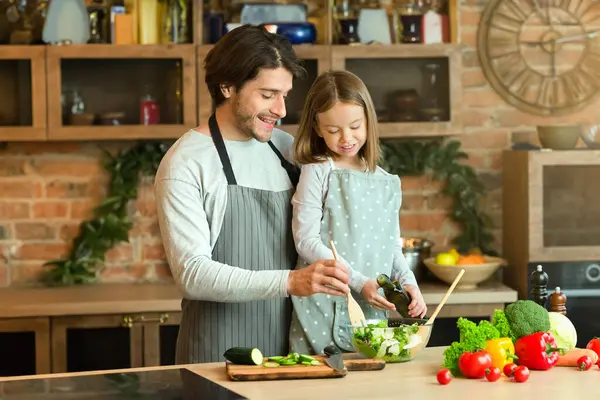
top-left (224, 67), bottom-right (293, 142)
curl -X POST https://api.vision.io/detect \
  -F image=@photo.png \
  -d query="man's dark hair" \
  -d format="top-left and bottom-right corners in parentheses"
top-left (204, 25), bottom-right (307, 107)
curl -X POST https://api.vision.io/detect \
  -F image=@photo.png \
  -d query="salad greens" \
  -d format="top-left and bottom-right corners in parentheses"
top-left (352, 320), bottom-right (421, 362)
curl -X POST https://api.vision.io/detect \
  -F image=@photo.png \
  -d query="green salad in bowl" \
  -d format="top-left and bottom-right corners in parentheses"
top-left (351, 319), bottom-right (432, 363)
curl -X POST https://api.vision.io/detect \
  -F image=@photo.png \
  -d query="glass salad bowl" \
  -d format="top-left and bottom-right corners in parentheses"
top-left (350, 318), bottom-right (433, 363)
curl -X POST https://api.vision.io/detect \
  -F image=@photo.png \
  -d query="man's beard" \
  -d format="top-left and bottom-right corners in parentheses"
top-left (232, 99), bottom-right (272, 143)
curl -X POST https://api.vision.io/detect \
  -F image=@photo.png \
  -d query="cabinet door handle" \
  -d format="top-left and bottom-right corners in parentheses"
top-left (121, 313), bottom-right (169, 328)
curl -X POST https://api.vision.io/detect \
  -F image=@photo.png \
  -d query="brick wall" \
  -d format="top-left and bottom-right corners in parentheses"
top-left (1, 0), bottom-right (596, 287)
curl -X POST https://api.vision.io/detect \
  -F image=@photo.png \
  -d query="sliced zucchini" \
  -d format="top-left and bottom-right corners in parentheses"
top-left (223, 347), bottom-right (264, 365)
top-left (280, 359), bottom-right (298, 366)
top-left (310, 360), bottom-right (322, 366)
top-left (268, 356), bottom-right (285, 362)
top-left (301, 361), bottom-right (312, 366)
top-left (262, 361), bottom-right (281, 368)
top-left (299, 354), bottom-right (316, 363)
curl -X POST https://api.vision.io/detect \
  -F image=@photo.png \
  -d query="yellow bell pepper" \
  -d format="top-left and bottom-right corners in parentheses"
top-left (485, 337), bottom-right (517, 369)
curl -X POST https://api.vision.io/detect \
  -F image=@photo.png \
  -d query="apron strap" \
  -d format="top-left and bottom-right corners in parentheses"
top-left (267, 141), bottom-right (301, 188)
top-left (327, 157), bottom-right (336, 170)
top-left (209, 113), bottom-right (237, 185)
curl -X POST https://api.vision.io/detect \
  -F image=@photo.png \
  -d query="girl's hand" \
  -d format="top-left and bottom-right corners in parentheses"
top-left (404, 284), bottom-right (427, 318)
top-left (361, 279), bottom-right (396, 311)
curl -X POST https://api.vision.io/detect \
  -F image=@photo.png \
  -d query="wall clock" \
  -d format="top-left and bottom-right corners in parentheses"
top-left (477, 0), bottom-right (600, 116)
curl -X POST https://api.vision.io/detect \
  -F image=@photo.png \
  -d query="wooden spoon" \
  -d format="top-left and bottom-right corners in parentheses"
top-left (329, 240), bottom-right (367, 327)
top-left (425, 268), bottom-right (465, 326)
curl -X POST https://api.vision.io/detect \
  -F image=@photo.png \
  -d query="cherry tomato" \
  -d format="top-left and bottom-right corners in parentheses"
top-left (436, 368), bottom-right (452, 385)
top-left (586, 338), bottom-right (600, 365)
top-left (578, 355), bottom-right (593, 371)
top-left (503, 363), bottom-right (517, 377)
top-left (513, 366), bottom-right (530, 383)
top-left (485, 367), bottom-right (501, 382)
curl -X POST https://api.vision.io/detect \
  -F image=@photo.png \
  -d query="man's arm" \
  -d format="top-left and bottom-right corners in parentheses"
top-left (292, 163), bottom-right (370, 293)
top-left (155, 177), bottom-right (291, 302)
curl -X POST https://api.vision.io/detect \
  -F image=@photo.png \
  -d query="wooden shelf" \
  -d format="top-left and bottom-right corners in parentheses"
top-left (46, 125), bottom-right (187, 141)
top-left (45, 43), bottom-right (196, 59)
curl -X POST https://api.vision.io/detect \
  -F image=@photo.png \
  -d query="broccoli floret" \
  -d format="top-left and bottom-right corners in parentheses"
top-left (504, 300), bottom-right (550, 339)
top-left (492, 309), bottom-right (517, 343)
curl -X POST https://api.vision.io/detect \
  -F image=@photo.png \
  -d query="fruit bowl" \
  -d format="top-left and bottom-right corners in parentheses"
top-left (350, 318), bottom-right (433, 363)
top-left (423, 255), bottom-right (506, 290)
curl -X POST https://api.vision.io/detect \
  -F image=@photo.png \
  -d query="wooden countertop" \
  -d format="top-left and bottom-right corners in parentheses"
top-left (0, 281), bottom-right (517, 319)
top-left (0, 346), bottom-right (597, 399)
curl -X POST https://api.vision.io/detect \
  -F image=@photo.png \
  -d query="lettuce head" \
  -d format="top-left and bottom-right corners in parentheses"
top-left (548, 312), bottom-right (577, 350)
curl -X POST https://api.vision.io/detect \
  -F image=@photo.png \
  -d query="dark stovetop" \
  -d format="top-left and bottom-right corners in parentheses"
top-left (0, 368), bottom-right (246, 399)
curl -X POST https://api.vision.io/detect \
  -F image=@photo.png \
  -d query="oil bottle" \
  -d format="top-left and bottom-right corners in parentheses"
top-left (377, 274), bottom-right (412, 317)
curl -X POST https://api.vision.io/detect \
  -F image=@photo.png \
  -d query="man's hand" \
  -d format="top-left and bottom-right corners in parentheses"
top-left (404, 284), bottom-right (427, 318)
top-left (361, 279), bottom-right (395, 311)
top-left (287, 259), bottom-right (350, 297)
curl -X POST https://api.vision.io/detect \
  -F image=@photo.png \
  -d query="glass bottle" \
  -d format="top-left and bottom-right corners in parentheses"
top-left (529, 264), bottom-right (549, 308)
top-left (377, 274), bottom-right (412, 317)
top-left (140, 85), bottom-right (160, 125)
top-left (420, 62), bottom-right (444, 121)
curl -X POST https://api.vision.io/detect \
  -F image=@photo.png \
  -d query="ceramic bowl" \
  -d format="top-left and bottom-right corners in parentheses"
top-left (423, 256), bottom-right (506, 290)
top-left (537, 125), bottom-right (581, 149)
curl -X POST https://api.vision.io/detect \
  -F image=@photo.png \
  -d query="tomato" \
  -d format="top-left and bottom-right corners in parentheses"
top-left (436, 368), bottom-right (452, 385)
top-left (485, 367), bottom-right (501, 382)
top-left (503, 362), bottom-right (517, 377)
top-left (586, 338), bottom-right (600, 365)
top-left (458, 350), bottom-right (492, 379)
top-left (577, 355), bottom-right (593, 371)
top-left (513, 366), bottom-right (530, 383)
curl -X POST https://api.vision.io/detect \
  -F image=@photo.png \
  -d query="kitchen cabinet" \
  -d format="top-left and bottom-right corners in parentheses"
top-left (50, 311), bottom-right (181, 373)
top-left (0, 317), bottom-right (50, 376)
top-left (330, 44), bottom-right (463, 138)
top-left (0, 282), bottom-right (517, 376)
top-left (45, 44), bottom-right (196, 141)
top-left (0, 46), bottom-right (46, 142)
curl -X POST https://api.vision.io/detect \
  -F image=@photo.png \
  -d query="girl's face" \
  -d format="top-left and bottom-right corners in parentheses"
top-left (316, 101), bottom-right (367, 162)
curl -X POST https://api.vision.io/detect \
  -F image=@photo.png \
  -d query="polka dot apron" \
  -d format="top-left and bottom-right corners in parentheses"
top-left (289, 158), bottom-right (402, 354)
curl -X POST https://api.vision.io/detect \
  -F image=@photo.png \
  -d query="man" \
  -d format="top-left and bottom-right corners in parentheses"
top-left (154, 25), bottom-right (351, 364)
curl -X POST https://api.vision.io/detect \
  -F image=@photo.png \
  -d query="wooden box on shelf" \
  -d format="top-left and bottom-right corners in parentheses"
top-left (45, 44), bottom-right (197, 141)
top-left (330, 43), bottom-right (462, 138)
top-left (0, 46), bottom-right (47, 142)
top-left (196, 45), bottom-right (330, 135)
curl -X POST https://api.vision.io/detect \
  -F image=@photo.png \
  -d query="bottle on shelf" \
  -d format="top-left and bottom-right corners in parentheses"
top-left (376, 274), bottom-right (412, 317)
top-left (529, 264), bottom-right (549, 308)
top-left (548, 287), bottom-right (567, 316)
top-left (140, 85), bottom-right (160, 125)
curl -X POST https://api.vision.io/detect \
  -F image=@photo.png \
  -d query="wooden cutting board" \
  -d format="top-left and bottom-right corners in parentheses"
top-left (226, 354), bottom-right (385, 381)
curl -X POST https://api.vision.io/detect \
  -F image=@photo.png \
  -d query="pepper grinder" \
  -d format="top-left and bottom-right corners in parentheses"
top-left (549, 287), bottom-right (567, 316)
top-left (529, 264), bottom-right (549, 308)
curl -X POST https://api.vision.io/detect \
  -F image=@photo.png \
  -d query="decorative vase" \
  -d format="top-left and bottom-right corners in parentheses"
top-left (42, 0), bottom-right (90, 44)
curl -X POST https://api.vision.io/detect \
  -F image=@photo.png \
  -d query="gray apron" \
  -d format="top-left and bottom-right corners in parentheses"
top-left (289, 158), bottom-right (402, 354)
top-left (175, 114), bottom-right (300, 364)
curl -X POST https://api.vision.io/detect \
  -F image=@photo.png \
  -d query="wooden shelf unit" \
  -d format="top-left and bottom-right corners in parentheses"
top-left (0, 0), bottom-right (462, 141)
top-left (46, 44), bottom-right (197, 141)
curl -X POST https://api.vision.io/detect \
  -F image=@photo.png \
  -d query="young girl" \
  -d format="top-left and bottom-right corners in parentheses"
top-left (289, 70), bottom-right (427, 355)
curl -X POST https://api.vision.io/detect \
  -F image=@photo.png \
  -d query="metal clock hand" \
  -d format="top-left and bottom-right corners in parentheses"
top-left (554, 29), bottom-right (600, 44)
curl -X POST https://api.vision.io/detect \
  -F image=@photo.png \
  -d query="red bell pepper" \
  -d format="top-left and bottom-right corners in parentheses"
top-left (514, 331), bottom-right (564, 370)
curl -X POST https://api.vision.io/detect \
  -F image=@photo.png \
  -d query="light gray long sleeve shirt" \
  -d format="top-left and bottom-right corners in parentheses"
top-left (154, 128), bottom-right (295, 303)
